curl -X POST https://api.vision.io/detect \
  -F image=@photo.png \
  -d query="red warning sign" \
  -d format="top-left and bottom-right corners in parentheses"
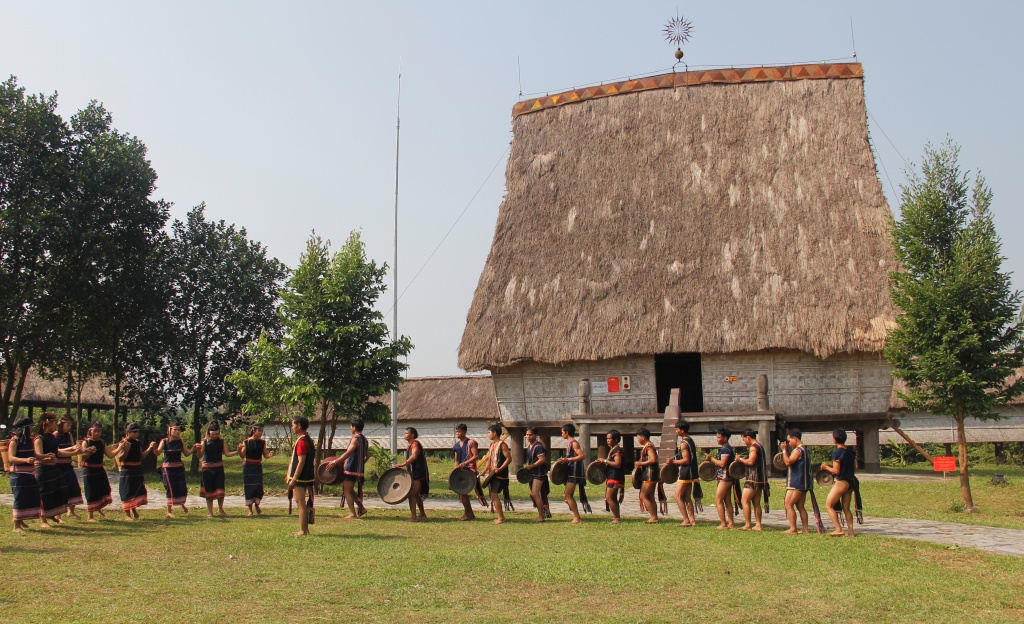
top-left (932, 456), bottom-right (956, 472)
top-left (607, 376), bottom-right (620, 393)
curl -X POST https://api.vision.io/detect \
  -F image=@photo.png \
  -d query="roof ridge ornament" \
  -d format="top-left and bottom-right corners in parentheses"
top-left (663, 13), bottom-right (694, 71)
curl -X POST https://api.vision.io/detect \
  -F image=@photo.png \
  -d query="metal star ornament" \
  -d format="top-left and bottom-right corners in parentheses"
top-left (663, 14), bottom-right (693, 61)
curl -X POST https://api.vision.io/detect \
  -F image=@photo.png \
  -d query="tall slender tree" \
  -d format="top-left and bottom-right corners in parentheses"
top-left (230, 232), bottom-right (411, 453)
top-left (165, 205), bottom-right (285, 469)
top-left (884, 140), bottom-right (1024, 511)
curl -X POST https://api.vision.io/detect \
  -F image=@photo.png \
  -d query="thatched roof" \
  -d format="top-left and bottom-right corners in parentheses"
top-left (3, 368), bottom-right (116, 408)
top-left (889, 374), bottom-right (1024, 411)
top-left (459, 63), bottom-right (894, 371)
top-left (372, 375), bottom-right (498, 422)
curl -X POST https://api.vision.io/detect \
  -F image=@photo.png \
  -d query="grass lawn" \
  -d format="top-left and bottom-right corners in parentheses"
top-left (1, 508), bottom-right (1022, 623)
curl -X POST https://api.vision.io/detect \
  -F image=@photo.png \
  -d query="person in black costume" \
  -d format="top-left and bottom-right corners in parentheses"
top-left (395, 427), bottom-right (429, 522)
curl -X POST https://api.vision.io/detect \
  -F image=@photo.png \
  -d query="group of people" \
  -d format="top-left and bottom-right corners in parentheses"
top-left (8, 412), bottom-right (862, 538)
top-left (6, 412), bottom-right (284, 532)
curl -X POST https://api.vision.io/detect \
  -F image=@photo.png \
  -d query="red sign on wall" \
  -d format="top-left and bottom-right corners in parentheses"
top-left (932, 456), bottom-right (957, 472)
top-left (607, 376), bottom-right (620, 393)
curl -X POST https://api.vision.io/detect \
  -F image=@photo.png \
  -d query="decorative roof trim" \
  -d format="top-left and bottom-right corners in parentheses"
top-left (512, 62), bottom-right (863, 117)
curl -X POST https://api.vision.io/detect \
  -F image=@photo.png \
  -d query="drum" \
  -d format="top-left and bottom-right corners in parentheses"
top-left (516, 467), bottom-right (532, 484)
top-left (478, 471), bottom-right (495, 489)
top-left (448, 468), bottom-right (476, 495)
top-left (728, 460), bottom-right (746, 480)
top-left (660, 462), bottom-right (679, 485)
top-left (815, 469), bottom-right (834, 487)
top-left (377, 467), bottom-right (413, 504)
top-left (697, 460), bottom-right (716, 482)
top-left (316, 456), bottom-right (341, 486)
top-left (549, 462), bottom-right (569, 486)
top-left (586, 461), bottom-right (608, 485)
top-left (631, 466), bottom-right (642, 490)
top-left (772, 452), bottom-right (786, 472)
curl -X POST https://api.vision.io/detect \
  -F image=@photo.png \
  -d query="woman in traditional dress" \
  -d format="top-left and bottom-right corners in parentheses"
top-left (156, 423), bottom-right (196, 518)
top-left (54, 416), bottom-right (84, 518)
top-left (200, 421), bottom-right (238, 518)
top-left (116, 422), bottom-right (156, 520)
top-left (81, 422), bottom-right (122, 521)
top-left (35, 412), bottom-right (86, 526)
top-left (238, 423), bottom-right (274, 517)
top-left (8, 417), bottom-right (41, 532)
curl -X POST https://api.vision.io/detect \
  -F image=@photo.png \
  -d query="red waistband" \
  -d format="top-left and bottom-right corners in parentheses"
top-left (202, 462), bottom-right (224, 469)
top-left (56, 459), bottom-right (72, 464)
top-left (244, 459), bottom-right (262, 464)
top-left (121, 462), bottom-right (141, 467)
top-left (85, 463), bottom-right (105, 468)
top-left (162, 462), bottom-right (184, 468)
top-left (10, 465), bottom-right (35, 473)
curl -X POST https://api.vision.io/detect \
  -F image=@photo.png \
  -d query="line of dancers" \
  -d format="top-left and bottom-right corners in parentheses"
top-left (6, 413), bottom-right (276, 530)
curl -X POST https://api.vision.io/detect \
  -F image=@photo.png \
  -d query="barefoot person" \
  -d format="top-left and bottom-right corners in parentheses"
top-left (116, 423), bottom-right (156, 521)
top-left (451, 423), bottom-right (480, 521)
top-left (54, 416), bottom-right (84, 519)
top-left (484, 424), bottom-right (511, 524)
top-left (8, 417), bottom-right (41, 532)
top-left (822, 428), bottom-right (859, 537)
top-left (596, 430), bottom-right (624, 524)
top-left (636, 428), bottom-right (659, 524)
top-left (736, 429), bottom-right (767, 531)
top-left (239, 423), bottom-right (274, 517)
top-left (706, 428), bottom-right (735, 530)
top-left (780, 428), bottom-right (810, 535)
top-left (524, 427), bottom-right (549, 522)
top-left (286, 416), bottom-right (316, 536)
top-left (556, 424), bottom-right (589, 524)
top-left (156, 423), bottom-right (196, 518)
top-left (395, 427), bottom-right (429, 522)
top-left (332, 419), bottom-right (368, 520)
top-left (199, 421), bottom-right (238, 518)
top-left (81, 422), bottom-right (121, 522)
top-left (35, 412), bottom-right (82, 526)
top-left (671, 420), bottom-right (699, 527)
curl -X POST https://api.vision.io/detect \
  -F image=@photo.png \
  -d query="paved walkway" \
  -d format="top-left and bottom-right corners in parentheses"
top-left (3, 484), bottom-right (1022, 557)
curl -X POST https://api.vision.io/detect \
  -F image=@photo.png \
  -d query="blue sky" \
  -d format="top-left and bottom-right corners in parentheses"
top-left (2, 2), bottom-right (1021, 376)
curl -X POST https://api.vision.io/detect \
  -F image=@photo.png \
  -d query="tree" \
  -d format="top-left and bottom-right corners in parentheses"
top-left (0, 77), bottom-right (69, 424)
top-left (39, 102), bottom-right (170, 434)
top-left (884, 140), bottom-right (1024, 511)
top-left (230, 232), bottom-right (412, 454)
top-left (165, 205), bottom-right (285, 469)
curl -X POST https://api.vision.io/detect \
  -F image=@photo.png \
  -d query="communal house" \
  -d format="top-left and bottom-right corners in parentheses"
top-left (459, 63), bottom-right (895, 472)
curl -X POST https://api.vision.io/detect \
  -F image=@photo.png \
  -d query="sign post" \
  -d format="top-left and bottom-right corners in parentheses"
top-left (933, 455), bottom-right (957, 502)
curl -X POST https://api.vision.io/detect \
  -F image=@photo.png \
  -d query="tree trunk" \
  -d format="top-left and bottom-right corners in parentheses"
top-left (955, 405), bottom-right (975, 511)
top-left (113, 369), bottom-right (122, 443)
top-left (316, 400), bottom-right (328, 461)
top-left (191, 366), bottom-right (205, 474)
top-left (890, 423), bottom-right (933, 462)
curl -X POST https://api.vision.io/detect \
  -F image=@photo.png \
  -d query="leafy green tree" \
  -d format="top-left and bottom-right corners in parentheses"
top-left (39, 102), bottom-right (170, 433)
top-left (0, 76), bottom-right (69, 424)
top-left (884, 140), bottom-right (1024, 511)
top-left (230, 232), bottom-right (411, 453)
top-left (165, 205), bottom-right (286, 469)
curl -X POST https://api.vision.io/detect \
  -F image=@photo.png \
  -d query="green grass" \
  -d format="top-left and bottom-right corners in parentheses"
top-left (1, 508), bottom-right (1022, 623)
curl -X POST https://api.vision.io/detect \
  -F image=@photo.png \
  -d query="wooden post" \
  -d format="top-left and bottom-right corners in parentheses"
top-left (756, 374), bottom-right (769, 411)
top-left (597, 433), bottom-right (609, 460)
top-left (508, 427), bottom-right (525, 469)
top-left (579, 422), bottom-right (591, 463)
top-left (862, 424), bottom-right (881, 474)
top-left (541, 435), bottom-right (553, 460)
top-left (622, 434), bottom-right (635, 472)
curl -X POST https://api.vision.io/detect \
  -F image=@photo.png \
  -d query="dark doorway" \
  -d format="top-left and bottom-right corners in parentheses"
top-left (655, 353), bottom-right (703, 414)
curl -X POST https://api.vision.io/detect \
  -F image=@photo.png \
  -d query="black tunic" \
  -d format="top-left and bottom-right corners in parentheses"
top-left (36, 433), bottom-right (69, 517)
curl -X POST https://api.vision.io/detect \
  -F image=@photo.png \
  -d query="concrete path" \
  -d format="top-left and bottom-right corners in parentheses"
top-left (3, 484), bottom-right (1022, 557)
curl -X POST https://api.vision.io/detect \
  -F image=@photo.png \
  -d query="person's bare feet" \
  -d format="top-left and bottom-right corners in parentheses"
top-left (645, 518), bottom-right (659, 524)
top-left (294, 530), bottom-right (308, 537)
top-left (753, 526), bottom-right (763, 532)
top-left (246, 509), bottom-right (254, 517)
top-left (98, 509), bottom-right (106, 517)
top-left (534, 517), bottom-right (545, 523)
top-left (132, 509), bottom-right (140, 519)
top-left (206, 514), bottom-right (215, 519)
top-left (492, 518), bottom-right (506, 525)
top-left (738, 525), bottom-right (751, 531)
top-left (783, 528), bottom-right (798, 534)
top-left (86, 517), bottom-right (98, 523)
top-left (68, 511), bottom-right (80, 520)
top-left (181, 505), bottom-right (189, 514)
top-left (254, 505), bottom-right (261, 516)
top-left (829, 531), bottom-right (846, 537)
top-left (341, 514), bottom-right (359, 521)
top-left (407, 517), bottom-right (419, 522)
top-left (570, 518), bottom-right (582, 525)
top-left (166, 512), bottom-right (175, 519)
top-left (218, 510), bottom-right (227, 518)
top-left (611, 518), bottom-right (621, 525)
